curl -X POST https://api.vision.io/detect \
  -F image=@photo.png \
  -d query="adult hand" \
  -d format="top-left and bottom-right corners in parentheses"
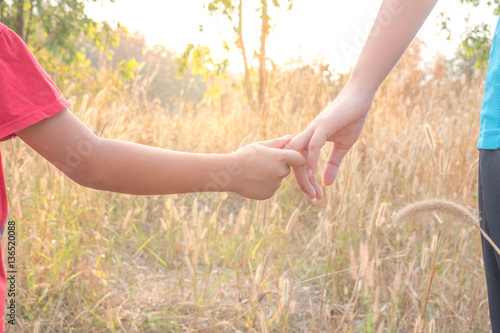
top-left (286, 87), bottom-right (373, 199)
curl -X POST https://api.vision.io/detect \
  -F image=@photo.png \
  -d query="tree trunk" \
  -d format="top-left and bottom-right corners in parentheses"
top-left (24, 1), bottom-right (35, 44)
top-left (238, 0), bottom-right (255, 112)
top-left (14, 0), bottom-right (24, 40)
top-left (258, 0), bottom-right (269, 138)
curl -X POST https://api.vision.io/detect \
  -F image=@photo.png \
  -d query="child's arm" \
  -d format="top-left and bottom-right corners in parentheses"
top-left (16, 109), bottom-right (304, 200)
top-left (287, 0), bottom-right (439, 199)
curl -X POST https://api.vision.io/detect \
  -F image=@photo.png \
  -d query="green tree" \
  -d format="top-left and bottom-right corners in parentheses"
top-left (442, 1), bottom-right (499, 72)
top-left (459, 0), bottom-right (500, 14)
top-left (207, 0), bottom-right (255, 111)
top-left (208, 0), bottom-right (293, 109)
top-left (461, 21), bottom-right (492, 69)
top-left (108, 30), bottom-right (205, 112)
top-left (177, 42), bottom-right (230, 112)
top-left (178, 43), bottom-right (229, 81)
top-left (0, 0), bottom-right (118, 68)
top-left (204, 0), bottom-right (292, 137)
top-left (142, 45), bottom-right (206, 112)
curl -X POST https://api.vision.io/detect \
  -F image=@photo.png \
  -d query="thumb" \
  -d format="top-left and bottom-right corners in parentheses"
top-left (260, 135), bottom-right (292, 149)
top-left (284, 128), bottom-right (313, 152)
top-left (280, 150), bottom-right (306, 167)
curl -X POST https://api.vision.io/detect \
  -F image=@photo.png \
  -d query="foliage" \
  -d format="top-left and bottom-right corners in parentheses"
top-left (180, 0), bottom-right (293, 114)
top-left (443, 1), bottom-right (498, 72)
top-left (0, 0), bottom-right (205, 111)
top-left (3, 40), bottom-right (489, 332)
top-left (459, 0), bottom-right (500, 14)
top-left (0, 0), bottom-right (119, 68)
top-left (461, 21), bottom-right (492, 69)
top-left (142, 45), bottom-right (206, 111)
top-left (177, 43), bottom-right (230, 103)
top-left (206, 0), bottom-right (293, 37)
top-left (92, 30), bottom-right (207, 112)
top-left (178, 43), bottom-right (229, 80)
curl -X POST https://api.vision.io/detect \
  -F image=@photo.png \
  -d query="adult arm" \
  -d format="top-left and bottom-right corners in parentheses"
top-left (288, 0), bottom-right (439, 199)
top-left (16, 109), bottom-right (304, 200)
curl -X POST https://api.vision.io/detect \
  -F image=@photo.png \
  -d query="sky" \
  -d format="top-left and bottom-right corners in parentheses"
top-left (85, 0), bottom-right (499, 74)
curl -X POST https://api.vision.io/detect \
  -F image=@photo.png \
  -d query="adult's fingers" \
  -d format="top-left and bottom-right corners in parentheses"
top-left (261, 135), bottom-right (292, 149)
top-left (285, 131), bottom-right (316, 199)
top-left (310, 175), bottom-right (323, 199)
top-left (306, 129), bottom-right (327, 177)
top-left (287, 135), bottom-right (324, 200)
top-left (291, 149), bottom-right (315, 199)
top-left (323, 144), bottom-right (350, 186)
top-left (292, 165), bottom-right (316, 199)
top-left (303, 147), bottom-right (323, 200)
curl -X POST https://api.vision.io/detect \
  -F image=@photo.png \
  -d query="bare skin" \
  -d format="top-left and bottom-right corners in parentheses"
top-left (287, 0), bottom-right (439, 199)
top-left (16, 109), bottom-right (305, 200)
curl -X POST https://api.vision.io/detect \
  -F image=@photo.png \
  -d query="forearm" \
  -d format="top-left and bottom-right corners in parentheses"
top-left (85, 138), bottom-right (234, 195)
top-left (347, 0), bottom-right (438, 96)
top-left (17, 109), bottom-right (237, 195)
top-left (17, 109), bottom-right (305, 200)
top-left (287, 0), bottom-right (439, 197)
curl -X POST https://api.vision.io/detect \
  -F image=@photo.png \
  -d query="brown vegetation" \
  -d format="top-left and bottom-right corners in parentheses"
top-left (1, 40), bottom-right (488, 332)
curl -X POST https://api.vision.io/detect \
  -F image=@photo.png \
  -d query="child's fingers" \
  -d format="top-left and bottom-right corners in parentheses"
top-left (281, 149), bottom-right (305, 167)
top-left (284, 128), bottom-right (312, 152)
top-left (260, 135), bottom-right (292, 149)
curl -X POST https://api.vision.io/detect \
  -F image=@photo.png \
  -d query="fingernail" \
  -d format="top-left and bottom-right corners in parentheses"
top-left (307, 169), bottom-right (313, 177)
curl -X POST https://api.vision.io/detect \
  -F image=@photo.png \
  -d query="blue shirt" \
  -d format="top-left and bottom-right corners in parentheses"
top-left (478, 17), bottom-right (500, 149)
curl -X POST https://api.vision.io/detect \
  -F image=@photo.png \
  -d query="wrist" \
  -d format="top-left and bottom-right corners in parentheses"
top-left (331, 80), bottom-right (375, 118)
top-left (215, 152), bottom-right (244, 194)
top-left (195, 153), bottom-right (236, 193)
top-left (345, 69), bottom-right (379, 102)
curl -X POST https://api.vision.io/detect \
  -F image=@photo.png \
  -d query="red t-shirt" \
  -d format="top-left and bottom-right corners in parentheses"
top-left (0, 22), bottom-right (70, 331)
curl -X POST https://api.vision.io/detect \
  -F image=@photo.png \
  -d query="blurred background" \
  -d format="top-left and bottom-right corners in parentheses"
top-left (0, 0), bottom-right (496, 331)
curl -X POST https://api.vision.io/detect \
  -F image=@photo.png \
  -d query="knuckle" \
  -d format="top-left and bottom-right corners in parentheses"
top-left (327, 160), bottom-right (341, 168)
top-left (296, 154), bottom-right (306, 165)
top-left (281, 167), bottom-right (291, 178)
top-left (308, 142), bottom-right (318, 151)
top-left (275, 167), bottom-right (287, 178)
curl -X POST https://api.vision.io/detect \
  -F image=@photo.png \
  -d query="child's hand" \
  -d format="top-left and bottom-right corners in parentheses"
top-left (229, 135), bottom-right (305, 200)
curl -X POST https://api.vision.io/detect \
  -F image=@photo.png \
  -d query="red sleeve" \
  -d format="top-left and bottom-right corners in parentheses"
top-left (0, 150), bottom-right (7, 333)
top-left (0, 23), bottom-right (69, 333)
top-left (0, 23), bottom-right (70, 142)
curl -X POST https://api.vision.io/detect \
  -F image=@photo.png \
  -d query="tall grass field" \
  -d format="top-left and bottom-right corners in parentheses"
top-left (1, 41), bottom-right (487, 332)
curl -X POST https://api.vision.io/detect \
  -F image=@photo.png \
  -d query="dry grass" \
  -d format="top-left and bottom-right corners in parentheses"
top-left (1, 40), bottom-right (489, 332)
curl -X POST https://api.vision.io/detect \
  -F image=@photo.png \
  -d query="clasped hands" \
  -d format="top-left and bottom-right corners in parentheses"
top-left (232, 87), bottom-right (372, 200)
